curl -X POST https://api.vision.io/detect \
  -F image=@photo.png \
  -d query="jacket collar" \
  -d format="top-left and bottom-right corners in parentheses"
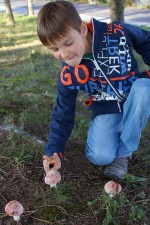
top-left (91, 18), bottom-right (107, 59)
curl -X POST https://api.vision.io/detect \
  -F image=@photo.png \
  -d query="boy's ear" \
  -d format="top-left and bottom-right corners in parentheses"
top-left (81, 22), bottom-right (88, 38)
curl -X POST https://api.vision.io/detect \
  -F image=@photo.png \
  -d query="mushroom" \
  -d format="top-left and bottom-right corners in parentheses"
top-left (104, 181), bottom-right (122, 197)
top-left (44, 170), bottom-right (61, 188)
top-left (5, 200), bottom-right (24, 222)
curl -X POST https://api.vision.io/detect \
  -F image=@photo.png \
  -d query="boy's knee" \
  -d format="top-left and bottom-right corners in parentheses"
top-left (130, 79), bottom-right (150, 106)
top-left (86, 146), bottom-right (115, 166)
top-left (132, 79), bottom-right (150, 96)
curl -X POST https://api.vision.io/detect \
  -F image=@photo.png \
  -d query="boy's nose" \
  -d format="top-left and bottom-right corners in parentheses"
top-left (60, 51), bottom-right (70, 60)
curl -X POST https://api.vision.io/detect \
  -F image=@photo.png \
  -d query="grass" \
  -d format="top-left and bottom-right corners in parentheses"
top-left (0, 14), bottom-right (150, 225)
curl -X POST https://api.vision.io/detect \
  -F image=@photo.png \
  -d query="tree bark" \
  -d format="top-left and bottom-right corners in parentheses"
top-left (4, 0), bottom-right (15, 25)
top-left (27, 0), bottom-right (34, 16)
top-left (110, 0), bottom-right (125, 23)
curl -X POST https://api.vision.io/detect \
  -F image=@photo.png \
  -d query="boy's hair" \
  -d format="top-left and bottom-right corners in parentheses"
top-left (37, 0), bottom-right (82, 46)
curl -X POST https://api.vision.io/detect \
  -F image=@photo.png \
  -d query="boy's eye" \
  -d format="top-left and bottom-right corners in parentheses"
top-left (52, 48), bottom-right (58, 52)
top-left (65, 41), bottom-right (73, 46)
top-left (51, 48), bottom-right (58, 52)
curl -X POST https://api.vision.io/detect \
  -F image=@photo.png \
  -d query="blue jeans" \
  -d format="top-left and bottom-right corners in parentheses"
top-left (86, 78), bottom-right (150, 166)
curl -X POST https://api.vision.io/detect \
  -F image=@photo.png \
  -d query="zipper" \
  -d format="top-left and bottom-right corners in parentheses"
top-left (84, 19), bottom-right (126, 102)
top-left (117, 101), bottom-right (122, 112)
top-left (93, 60), bottom-right (126, 102)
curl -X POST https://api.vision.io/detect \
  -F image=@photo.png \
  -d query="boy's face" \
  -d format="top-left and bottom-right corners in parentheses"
top-left (47, 22), bottom-right (89, 67)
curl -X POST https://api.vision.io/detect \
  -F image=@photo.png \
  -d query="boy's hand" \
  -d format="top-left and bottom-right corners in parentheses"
top-left (43, 153), bottom-right (61, 174)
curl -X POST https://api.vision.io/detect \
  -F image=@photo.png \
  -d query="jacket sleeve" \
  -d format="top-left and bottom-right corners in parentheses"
top-left (123, 23), bottom-right (150, 66)
top-left (44, 75), bottom-right (78, 163)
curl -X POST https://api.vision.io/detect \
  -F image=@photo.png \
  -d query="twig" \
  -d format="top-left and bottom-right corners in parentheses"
top-left (84, 170), bottom-right (99, 180)
top-left (124, 198), bottom-right (150, 207)
top-left (0, 174), bottom-right (6, 181)
top-left (87, 204), bottom-right (98, 222)
top-left (0, 214), bottom-right (7, 219)
top-left (0, 194), bottom-right (7, 202)
top-left (16, 164), bottom-right (28, 181)
top-left (23, 210), bottom-right (38, 216)
top-left (77, 180), bottom-right (81, 188)
top-left (0, 155), bottom-right (11, 159)
top-left (36, 204), bottom-right (67, 214)
top-left (30, 215), bottom-right (53, 224)
top-left (0, 168), bottom-right (8, 175)
top-left (70, 212), bottom-right (96, 219)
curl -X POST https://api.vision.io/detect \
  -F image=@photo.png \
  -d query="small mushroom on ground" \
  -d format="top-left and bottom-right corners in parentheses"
top-left (5, 200), bottom-right (24, 222)
top-left (45, 170), bottom-right (61, 188)
top-left (104, 181), bottom-right (122, 197)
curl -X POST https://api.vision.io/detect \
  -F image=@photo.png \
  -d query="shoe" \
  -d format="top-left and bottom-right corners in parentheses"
top-left (104, 156), bottom-right (130, 180)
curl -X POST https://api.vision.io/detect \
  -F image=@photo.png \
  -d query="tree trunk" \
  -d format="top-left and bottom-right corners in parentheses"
top-left (27, 0), bottom-right (34, 16)
top-left (4, 0), bottom-right (15, 25)
top-left (110, 0), bottom-right (125, 23)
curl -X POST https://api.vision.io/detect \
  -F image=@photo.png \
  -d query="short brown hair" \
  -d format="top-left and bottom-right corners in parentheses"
top-left (37, 0), bottom-right (82, 46)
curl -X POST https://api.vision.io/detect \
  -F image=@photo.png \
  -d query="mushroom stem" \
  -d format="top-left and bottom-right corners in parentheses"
top-left (13, 215), bottom-right (20, 222)
top-left (50, 183), bottom-right (57, 188)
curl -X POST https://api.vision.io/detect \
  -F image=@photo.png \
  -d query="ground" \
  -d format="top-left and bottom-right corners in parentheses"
top-left (0, 121), bottom-right (150, 225)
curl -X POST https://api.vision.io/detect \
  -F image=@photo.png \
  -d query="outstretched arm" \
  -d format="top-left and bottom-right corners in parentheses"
top-left (44, 75), bottom-right (78, 169)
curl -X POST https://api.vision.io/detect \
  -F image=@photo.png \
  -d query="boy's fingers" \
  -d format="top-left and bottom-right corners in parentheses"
top-left (43, 155), bottom-right (54, 162)
top-left (43, 154), bottom-right (61, 173)
top-left (43, 159), bottom-right (50, 174)
top-left (43, 155), bottom-right (51, 160)
top-left (53, 153), bottom-right (59, 160)
top-left (43, 154), bottom-right (60, 163)
top-left (52, 159), bottom-right (61, 171)
top-left (52, 165), bottom-right (60, 171)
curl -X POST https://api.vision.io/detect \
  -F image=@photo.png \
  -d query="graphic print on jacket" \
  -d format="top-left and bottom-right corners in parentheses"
top-left (60, 19), bottom-right (148, 102)
top-left (94, 22), bottom-right (138, 99)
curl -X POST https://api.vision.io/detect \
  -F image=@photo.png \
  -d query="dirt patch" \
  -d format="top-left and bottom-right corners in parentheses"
top-left (0, 126), bottom-right (150, 225)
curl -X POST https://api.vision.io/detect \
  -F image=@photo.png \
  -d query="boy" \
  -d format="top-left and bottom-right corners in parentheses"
top-left (37, 1), bottom-right (150, 180)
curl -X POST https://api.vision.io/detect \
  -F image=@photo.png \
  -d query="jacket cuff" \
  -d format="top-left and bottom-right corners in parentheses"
top-left (58, 152), bottom-right (64, 167)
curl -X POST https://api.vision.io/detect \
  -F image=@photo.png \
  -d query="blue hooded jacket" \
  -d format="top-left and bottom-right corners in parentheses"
top-left (45, 19), bottom-right (150, 161)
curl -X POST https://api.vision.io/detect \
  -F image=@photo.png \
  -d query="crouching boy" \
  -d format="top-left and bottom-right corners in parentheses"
top-left (37, 1), bottom-right (150, 180)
